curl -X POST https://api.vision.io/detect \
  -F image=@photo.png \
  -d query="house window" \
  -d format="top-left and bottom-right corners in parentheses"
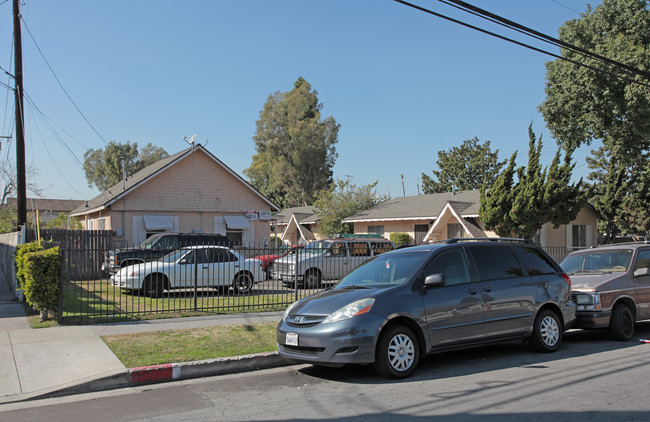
top-left (368, 225), bottom-right (385, 236)
top-left (97, 218), bottom-right (106, 231)
top-left (572, 225), bottom-right (587, 248)
top-left (447, 223), bottom-right (466, 239)
top-left (414, 224), bottom-right (429, 245)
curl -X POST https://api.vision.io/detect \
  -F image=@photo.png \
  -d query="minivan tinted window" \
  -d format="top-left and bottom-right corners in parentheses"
top-left (515, 246), bottom-right (558, 275)
top-left (423, 248), bottom-right (471, 286)
top-left (468, 245), bottom-right (523, 281)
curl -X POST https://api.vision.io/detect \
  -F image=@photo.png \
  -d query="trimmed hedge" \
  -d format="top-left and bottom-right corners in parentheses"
top-left (390, 232), bottom-right (411, 248)
top-left (22, 247), bottom-right (60, 313)
top-left (15, 241), bottom-right (45, 289)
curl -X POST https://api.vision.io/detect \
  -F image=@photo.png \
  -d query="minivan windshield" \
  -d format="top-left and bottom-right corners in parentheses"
top-left (303, 240), bottom-right (331, 252)
top-left (561, 249), bottom-right (633, 274)
top-left (336, 252), bottom-right (428, 289)
top-left (140, 234), bottom-right (163, 250)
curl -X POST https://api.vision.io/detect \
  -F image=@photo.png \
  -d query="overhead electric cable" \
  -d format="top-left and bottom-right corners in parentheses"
top-left (20, 16), bottom-right (109, 146)
top-left (440, 0), bottom-right (650, 80)
top-left (392, 0), bottom-right (650, 88)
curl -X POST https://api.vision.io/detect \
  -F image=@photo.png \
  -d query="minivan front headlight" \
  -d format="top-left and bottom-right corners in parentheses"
top-left (575, 292), bottom-right (601, 311)
top-left (322, 298), bottom-right (375, 324)
top-left (283, 300), bottom-right (299, 321)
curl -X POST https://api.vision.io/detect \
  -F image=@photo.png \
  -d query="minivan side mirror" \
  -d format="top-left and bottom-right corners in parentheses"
top-left (634, 267), bottom-right (650, 277)
top-left (424, 273), bottom-right (446, 288)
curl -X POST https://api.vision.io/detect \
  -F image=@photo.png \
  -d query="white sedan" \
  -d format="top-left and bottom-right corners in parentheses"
top-left (110, 245), bottom-right (265, 297)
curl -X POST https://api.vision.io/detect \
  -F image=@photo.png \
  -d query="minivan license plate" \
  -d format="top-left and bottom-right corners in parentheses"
top-left (286, 332), bottom-right (298, 346)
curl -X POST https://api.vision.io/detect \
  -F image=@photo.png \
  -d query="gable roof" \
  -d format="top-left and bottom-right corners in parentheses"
top-left (70, 145), bottom-right (279, 216)
top-left (424, 201), bottom-right (486, 241)
top-left (5, 197), bottom-right (85, 213)
top-left (342, 190), bottom-right (480, 223)
top-left (273, 206), bottom-right (319, 225)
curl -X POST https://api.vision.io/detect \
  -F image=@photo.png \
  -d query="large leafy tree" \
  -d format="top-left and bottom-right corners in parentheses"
top-left (314, 179), bottom-right (390, 238)
top-left (587, 146), bottom-right (650, 241)
top-left (539, 0), bottom-right (650, 240)
top-left (244, 77), bottom-right (339, 208)
top-left (421, 138), bottom-right (506, 194)
top-left (539, 0), bottom-right (650, 154)
top-left (480, 126), bottom-right (586, 239)
top-left (83, 141), bottom-right (168, 191)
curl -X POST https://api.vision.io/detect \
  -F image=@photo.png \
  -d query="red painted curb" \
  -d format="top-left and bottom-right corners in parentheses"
top-left (130, 364), bottom-right (174, 384)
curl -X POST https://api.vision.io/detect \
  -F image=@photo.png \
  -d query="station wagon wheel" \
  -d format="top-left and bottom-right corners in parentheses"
top-left (304, 269), bottom-right (321, 289)
top-left (530, 309), bottom-right (562, 352)
top-left (609, 304), bottom-right (634, 341)
top-left (232, 272), bottom-right (253, 294)
top-left (143, 274), bottom-right (165, 298)
top-left (374, 324), bottom-right (420, 379)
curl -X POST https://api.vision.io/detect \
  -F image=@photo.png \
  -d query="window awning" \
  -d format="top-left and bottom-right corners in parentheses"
top-left (143, 215), bottom-right (174, 230)
top-left (224, 215), bottom-right (251, 229)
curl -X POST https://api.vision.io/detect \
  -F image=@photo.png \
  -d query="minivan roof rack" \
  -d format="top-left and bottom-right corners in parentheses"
top-left (444, 237), bottom-right (534, 245)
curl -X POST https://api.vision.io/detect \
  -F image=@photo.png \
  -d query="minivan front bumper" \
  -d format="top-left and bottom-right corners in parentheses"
top-left (276, 315), bottom-right (380, 365)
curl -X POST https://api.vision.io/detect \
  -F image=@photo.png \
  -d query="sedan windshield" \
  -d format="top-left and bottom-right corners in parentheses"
top-left (161, 249), bottom-right (190, 263)
top-left (336, 252), bottom-right (428, 289)
top-left (561, 250), bottom-right (633, 274)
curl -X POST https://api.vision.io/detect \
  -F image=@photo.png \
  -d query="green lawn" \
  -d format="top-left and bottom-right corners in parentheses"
top-left (101, 322), bottom-right (278, 368)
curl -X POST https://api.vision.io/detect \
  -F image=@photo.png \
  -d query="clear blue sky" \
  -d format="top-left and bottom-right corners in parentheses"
top-left (0, 0), bottom-right (601, 202)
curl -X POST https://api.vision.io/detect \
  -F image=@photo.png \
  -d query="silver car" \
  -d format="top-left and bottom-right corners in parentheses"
top-left (110, 245), bottom-right (265, 297)
top-left (277, 239), bottom-right (576, 379)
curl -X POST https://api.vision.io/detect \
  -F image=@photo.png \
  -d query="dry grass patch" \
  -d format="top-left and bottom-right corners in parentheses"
top-left (102, 322), bottom-right (278, 368)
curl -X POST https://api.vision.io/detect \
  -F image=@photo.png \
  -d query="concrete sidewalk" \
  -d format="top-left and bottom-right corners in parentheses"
top-left (0, 272), bottom-right (289, 405)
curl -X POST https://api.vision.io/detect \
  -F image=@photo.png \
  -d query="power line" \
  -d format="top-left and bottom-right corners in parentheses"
top-left (20, 16), bottom-right (109, 146)
top-left (392, 0), bottom-right (650, 88)
top-left (440, 0), bottom-right (650, 81)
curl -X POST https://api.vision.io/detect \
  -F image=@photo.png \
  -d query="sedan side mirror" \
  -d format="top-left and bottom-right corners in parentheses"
top-left (424, 273), bottom-right (446, 288)
top-left (634, 267), bottom-right (650, 277)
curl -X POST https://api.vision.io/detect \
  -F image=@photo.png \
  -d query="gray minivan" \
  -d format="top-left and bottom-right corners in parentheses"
top-left (277, 239), bottom-right (576, 378)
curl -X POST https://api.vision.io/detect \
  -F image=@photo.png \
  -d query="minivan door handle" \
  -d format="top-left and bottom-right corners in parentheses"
top-left (467, 287), bottom-right (478, 295)
top-left (481, 285), bottom-right (492, 292)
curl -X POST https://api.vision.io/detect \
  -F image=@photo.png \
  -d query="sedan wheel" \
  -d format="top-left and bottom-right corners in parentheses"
top-left (530, 309), bottom-right (561, 352)
top-left (374, 324), bottom-right (420, 379)
top-left (233, 273), bottom-right (253, 294)
top-left (143, 275), bottom-right (165, 298)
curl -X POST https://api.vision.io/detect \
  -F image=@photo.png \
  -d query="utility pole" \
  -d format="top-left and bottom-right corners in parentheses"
top-left (13, 0), bottom-right (26, 228)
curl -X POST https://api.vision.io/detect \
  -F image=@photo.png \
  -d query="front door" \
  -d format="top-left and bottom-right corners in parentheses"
top-left (421, 248), bottom-right (484, 347)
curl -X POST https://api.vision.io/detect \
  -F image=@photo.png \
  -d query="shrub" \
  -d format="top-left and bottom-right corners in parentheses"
top-left (15, 241), bottom-right (44, 289)
top-left (268, 235), bottom-right (283, 248)
top-left (390, 232), bottom-right (411, 248)
top-left (22, 247), bottom-right (60, 314)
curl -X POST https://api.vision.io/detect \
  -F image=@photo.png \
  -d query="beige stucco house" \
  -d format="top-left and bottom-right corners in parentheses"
top-left (70, 145), bottom-right (279, 246)
top-left (342, 190), bottom-right (598, 260)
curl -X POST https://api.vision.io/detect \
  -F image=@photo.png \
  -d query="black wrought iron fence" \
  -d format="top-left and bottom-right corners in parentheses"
top-left (57, 238), bottom-right (377, 321)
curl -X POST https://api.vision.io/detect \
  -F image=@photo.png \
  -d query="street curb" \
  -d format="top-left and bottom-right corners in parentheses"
top-left (129, 352), bottom-right (293, 385)
top-left (0, 352), bottom-right (295, 405)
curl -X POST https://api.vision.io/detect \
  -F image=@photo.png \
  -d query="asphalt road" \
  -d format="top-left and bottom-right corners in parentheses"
top-left (2, 323), bottom-right (650, 422)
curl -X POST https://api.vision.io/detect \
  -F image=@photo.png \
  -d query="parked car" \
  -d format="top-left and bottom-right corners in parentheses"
top-left (560, 242), bottom-right (650, 340)
top-left (277, 238), bottom-right (576, 379)
top-left (253, 245), bottom-right (303, 279)
top-left (103, 232), bottom-right (229, 274)
top-left (271, 238), bottom-right (395, 288)
top-left (110, 245), bottom-right (264, 297)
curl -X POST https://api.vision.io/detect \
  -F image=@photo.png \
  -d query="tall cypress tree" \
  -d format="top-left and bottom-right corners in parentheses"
top-left (480, 125), bottom-right (586, 240)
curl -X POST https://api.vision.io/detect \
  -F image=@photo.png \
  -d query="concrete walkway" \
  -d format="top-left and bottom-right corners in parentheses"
top-left (0, 271), bottom-right (288, 405)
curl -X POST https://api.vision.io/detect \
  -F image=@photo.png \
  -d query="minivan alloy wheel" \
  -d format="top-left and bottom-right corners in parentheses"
top-left (374, 324), bottom-right (420, 379)
top-left (530, 309), bottom-right (562, 352)
top-left (539, 315), bottom-right (559, 346)
top-left (388, 334), bottom-right (415, 371)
